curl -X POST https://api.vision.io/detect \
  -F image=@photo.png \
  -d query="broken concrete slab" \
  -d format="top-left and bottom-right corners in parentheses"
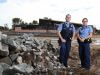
top-left (0, 56), bottom-right (12, 65)
top-left (0, 63), bottom-right (10, 75)
top-left (4, 63), bottom-right (34, 75)
top-left (0, 43), bottom-right (9, 56)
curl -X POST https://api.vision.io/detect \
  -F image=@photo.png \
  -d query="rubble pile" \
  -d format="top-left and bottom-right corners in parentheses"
top-left (0, 32), bottom-right (99, 75)
top-left (0, 33), bottom-right (67, 75)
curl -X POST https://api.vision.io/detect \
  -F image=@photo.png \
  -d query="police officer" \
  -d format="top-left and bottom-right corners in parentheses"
top-left (57, 14), bottom-right (75, 67)
top-left (77, 18), bottom-right (93, 70)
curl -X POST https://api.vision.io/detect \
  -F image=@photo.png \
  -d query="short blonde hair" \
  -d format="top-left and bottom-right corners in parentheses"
top-left (66, 14), bottom-right (71, 17)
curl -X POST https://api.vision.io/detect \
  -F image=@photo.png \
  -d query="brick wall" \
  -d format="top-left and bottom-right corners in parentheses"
top-left (14, 27), bottom-right (57, 33)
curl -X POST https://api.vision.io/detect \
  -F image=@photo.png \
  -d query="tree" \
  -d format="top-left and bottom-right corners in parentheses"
top-left (20, 21), bottom-right (25, 26)
top-left (32, 20), bottom-right (38, 25)
top-left (4, 24), bottom-right (9, 30)
top-left (12, 18), bottom-right (21, 25)
top-left (29, 23), bottom-right (33, 25)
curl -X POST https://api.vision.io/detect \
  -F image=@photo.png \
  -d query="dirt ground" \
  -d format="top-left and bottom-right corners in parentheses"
top-left (68, 45), bottom-right (100, 75)
top-left (36, 35), bottom-right (100, 75)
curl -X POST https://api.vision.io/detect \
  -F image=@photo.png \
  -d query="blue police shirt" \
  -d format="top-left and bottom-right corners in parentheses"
top-left (57, 22), bottom-right (75, 32)
top-left (78, 25), bottom-right (93, 38)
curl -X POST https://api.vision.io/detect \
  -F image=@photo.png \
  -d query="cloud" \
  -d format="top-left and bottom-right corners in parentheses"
top-left (0, 0), bottom-right (100, 29)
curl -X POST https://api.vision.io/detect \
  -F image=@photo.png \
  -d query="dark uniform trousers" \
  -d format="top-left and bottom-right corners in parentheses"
top-left (60, 41), bottom-right (71, 67)
top-left (78, 42), bottom-right (90, 69)
top-left (59, 23), bottom-right (73, 67)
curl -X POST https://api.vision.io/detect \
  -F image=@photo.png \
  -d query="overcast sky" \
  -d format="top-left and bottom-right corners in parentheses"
top-left (0, 0), bottom-right (100, 29)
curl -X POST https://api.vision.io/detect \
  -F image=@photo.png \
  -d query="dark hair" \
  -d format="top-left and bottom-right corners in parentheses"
top-left (82, 18), bottom-right (88, 22)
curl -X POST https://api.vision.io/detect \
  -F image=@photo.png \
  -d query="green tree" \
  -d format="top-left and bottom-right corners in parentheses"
top-left (4, 24), bottom-right (9, 30)
top-left (32, 20), bottom-right (38, 25)
top-left (12, 18), bottom-right (21, 25)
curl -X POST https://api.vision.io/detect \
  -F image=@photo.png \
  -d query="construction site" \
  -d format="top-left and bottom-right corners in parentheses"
top-left (0, 18), bottom-right (100, 75)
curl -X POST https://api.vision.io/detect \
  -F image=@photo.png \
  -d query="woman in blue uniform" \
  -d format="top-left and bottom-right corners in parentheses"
top-left (77, 18), bottom-right (93, 70)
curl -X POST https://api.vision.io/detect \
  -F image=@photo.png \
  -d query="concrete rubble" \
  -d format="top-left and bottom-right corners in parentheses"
top-left (0, 32), bottom-right (99, 75)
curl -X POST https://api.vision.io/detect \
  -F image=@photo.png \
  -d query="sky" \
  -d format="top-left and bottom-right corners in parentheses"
top-left (0, 0), bottom-right (100, 29)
